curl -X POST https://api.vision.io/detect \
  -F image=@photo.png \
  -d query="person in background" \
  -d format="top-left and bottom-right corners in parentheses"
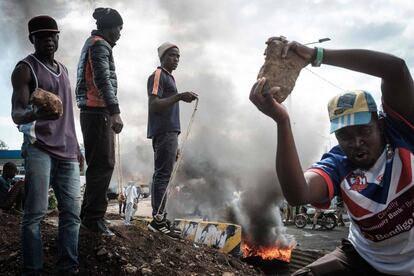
top-left (76, 7), bottom-right (124, 236)
top-left (286, 202), bottom-right (294, 223)
top-left (118, 186), bottom-right (126, 216)
top-left (335, 196), bottom-right (346, 227)
top-left (124, 182), bottom-right (138, 225)
top-left (130, 185), bottom-right (142, 221)
top-left (312, 208), bottom-right (322, 230)
top-left (0, 162), bottom-right (24, 212)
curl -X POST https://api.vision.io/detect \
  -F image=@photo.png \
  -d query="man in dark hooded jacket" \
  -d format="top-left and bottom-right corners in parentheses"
top-left (76, 7), bottom-right (124, 236)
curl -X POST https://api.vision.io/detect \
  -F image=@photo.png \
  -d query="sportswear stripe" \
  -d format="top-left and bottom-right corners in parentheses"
top-left (396, 148), bottom-right (413, 193)
top-left (307, 168), bottom-right (335, 209)
top-left (342, 188), bottom-right (372, 218)
top-left (152, 69), bottom-right (162, 95)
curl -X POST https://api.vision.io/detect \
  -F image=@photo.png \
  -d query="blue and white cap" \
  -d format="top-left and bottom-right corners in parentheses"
top-left (328, 90), bottom-right (377, 133)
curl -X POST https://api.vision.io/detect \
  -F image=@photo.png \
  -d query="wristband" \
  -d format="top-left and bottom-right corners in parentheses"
top-left (312, 47), bottom-right (324, 67)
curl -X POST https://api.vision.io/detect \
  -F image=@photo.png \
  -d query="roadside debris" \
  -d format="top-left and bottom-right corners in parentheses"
top-left (0, 211), bottom-right (261, 275)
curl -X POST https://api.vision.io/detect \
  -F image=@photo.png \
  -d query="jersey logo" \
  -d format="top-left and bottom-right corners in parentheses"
top-left (347, 170), bottom-right (368, 192)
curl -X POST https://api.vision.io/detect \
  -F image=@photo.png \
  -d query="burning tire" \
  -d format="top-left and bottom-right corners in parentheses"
top-left (294, 214), bottom-right (307, 228)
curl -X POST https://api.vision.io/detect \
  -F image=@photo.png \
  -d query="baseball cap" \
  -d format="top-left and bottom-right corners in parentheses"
top-left (157, 42), bottom-right (178, 59)
top-left (28, 15), bottom-right (59, 36)
top-left (328, 90), bottom-right (377, 133)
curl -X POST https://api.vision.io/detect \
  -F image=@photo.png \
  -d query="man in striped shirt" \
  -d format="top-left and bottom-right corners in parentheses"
top-left (146, 42), bottom-right (197, 238)
top-left (250, 39), bottom-right (414, 275)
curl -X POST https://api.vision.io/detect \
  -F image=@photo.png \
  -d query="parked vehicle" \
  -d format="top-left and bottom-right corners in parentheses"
top-left (11, 168), bottom-right (26, 182)
top-left (139, 183), bottom-right (150, 198)
top-left (107, 190), bottom-right (118, 200)
top-left (294, 205), bottom-right (338, 230)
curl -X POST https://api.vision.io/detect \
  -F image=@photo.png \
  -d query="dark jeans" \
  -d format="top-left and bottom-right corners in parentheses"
top-left (151, 132), bottom-right (178, 217)
top-left (80, 111), bottom-right (115, 223)
top-left (0, 180), bottom-right (24, 210)
top-left (292, 239), bottom-right (391, 276)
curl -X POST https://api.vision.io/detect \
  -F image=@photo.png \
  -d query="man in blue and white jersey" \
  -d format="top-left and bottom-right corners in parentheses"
top-left (250, 39), bottom-right (414, 275)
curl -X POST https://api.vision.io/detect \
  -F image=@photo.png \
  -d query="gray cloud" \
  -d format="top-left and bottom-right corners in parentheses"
top-left (340, 22), bottom-right (404, 45)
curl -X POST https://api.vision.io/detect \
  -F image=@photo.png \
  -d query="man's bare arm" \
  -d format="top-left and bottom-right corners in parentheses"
top-left (11, 63), bottom-right (36, 125)
top-left (282, 42), bottom-right (414, 124)
top-left (149, 92), bottom-right (197, 113)
top-left (250, 78), bottom-right (329, 206)
top-left (148, 94), bottom-right (181, 113)
top-left (323, 49), bottom-right (414, 124)
top-left (276, 118), bottom-right (329, 205)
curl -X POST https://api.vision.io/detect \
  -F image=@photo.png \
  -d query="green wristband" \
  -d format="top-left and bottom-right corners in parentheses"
top-left (312, 47), bottom-right (324, 67)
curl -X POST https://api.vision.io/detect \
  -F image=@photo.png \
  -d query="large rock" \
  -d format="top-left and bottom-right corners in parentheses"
top-left (30, 88), bottom-right (63, 116)
top-left (257, 37), bottom-right (307, 103)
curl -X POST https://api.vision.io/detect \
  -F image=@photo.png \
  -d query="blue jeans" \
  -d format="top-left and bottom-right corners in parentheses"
top-left (151, 132), bottom-right (178, 217)
top-left (22, 143), bottom-right (81, 274)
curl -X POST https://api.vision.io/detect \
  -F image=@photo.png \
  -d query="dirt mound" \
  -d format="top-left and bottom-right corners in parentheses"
top-left (0, 211), bottom-right (261, 275)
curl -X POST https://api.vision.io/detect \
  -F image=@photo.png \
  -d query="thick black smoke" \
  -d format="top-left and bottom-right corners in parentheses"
top-left (156, 1), bottom-right (305, 247)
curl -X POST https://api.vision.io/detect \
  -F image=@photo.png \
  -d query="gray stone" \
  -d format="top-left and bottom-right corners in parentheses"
top-left (96, 248), bottom-right (108, 256)
top-left (141, 267), bottom-right (153, 275)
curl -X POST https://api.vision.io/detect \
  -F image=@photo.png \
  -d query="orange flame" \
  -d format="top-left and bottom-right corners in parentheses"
top-left (242, 241), bottom-right (294, 263)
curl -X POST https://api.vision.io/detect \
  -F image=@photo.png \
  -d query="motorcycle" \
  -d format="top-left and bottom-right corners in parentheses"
top-left (294, 205), bottom-right (338, 230)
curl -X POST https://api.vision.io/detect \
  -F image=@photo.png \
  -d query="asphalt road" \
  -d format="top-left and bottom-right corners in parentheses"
top-left (107, 198), bottom-right (349, 252)
top-left (285, 222), bottom-right (349, 252)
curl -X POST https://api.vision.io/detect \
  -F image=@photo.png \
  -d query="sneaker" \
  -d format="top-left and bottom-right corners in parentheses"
top-left (97, 219), bottom-right (115, 236)
top-left (165, 218), bottom-right (181, 234)
top-left (148, 218), bottom-right (180, 240)
top-left (81, 219), bottom-right (115, 236)
top-left (103, 219), bottom-right (111, 225)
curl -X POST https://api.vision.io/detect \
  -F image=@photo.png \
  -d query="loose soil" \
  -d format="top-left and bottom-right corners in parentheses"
top-left (0, 211), bottom-right (263, 275)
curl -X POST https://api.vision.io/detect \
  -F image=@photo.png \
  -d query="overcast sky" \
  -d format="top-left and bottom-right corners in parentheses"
top-left (1, 0), bottom-right (413, 175)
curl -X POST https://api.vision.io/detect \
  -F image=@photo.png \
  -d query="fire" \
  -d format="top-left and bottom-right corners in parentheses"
top-left (242, 241), bottom-right (294, 263)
